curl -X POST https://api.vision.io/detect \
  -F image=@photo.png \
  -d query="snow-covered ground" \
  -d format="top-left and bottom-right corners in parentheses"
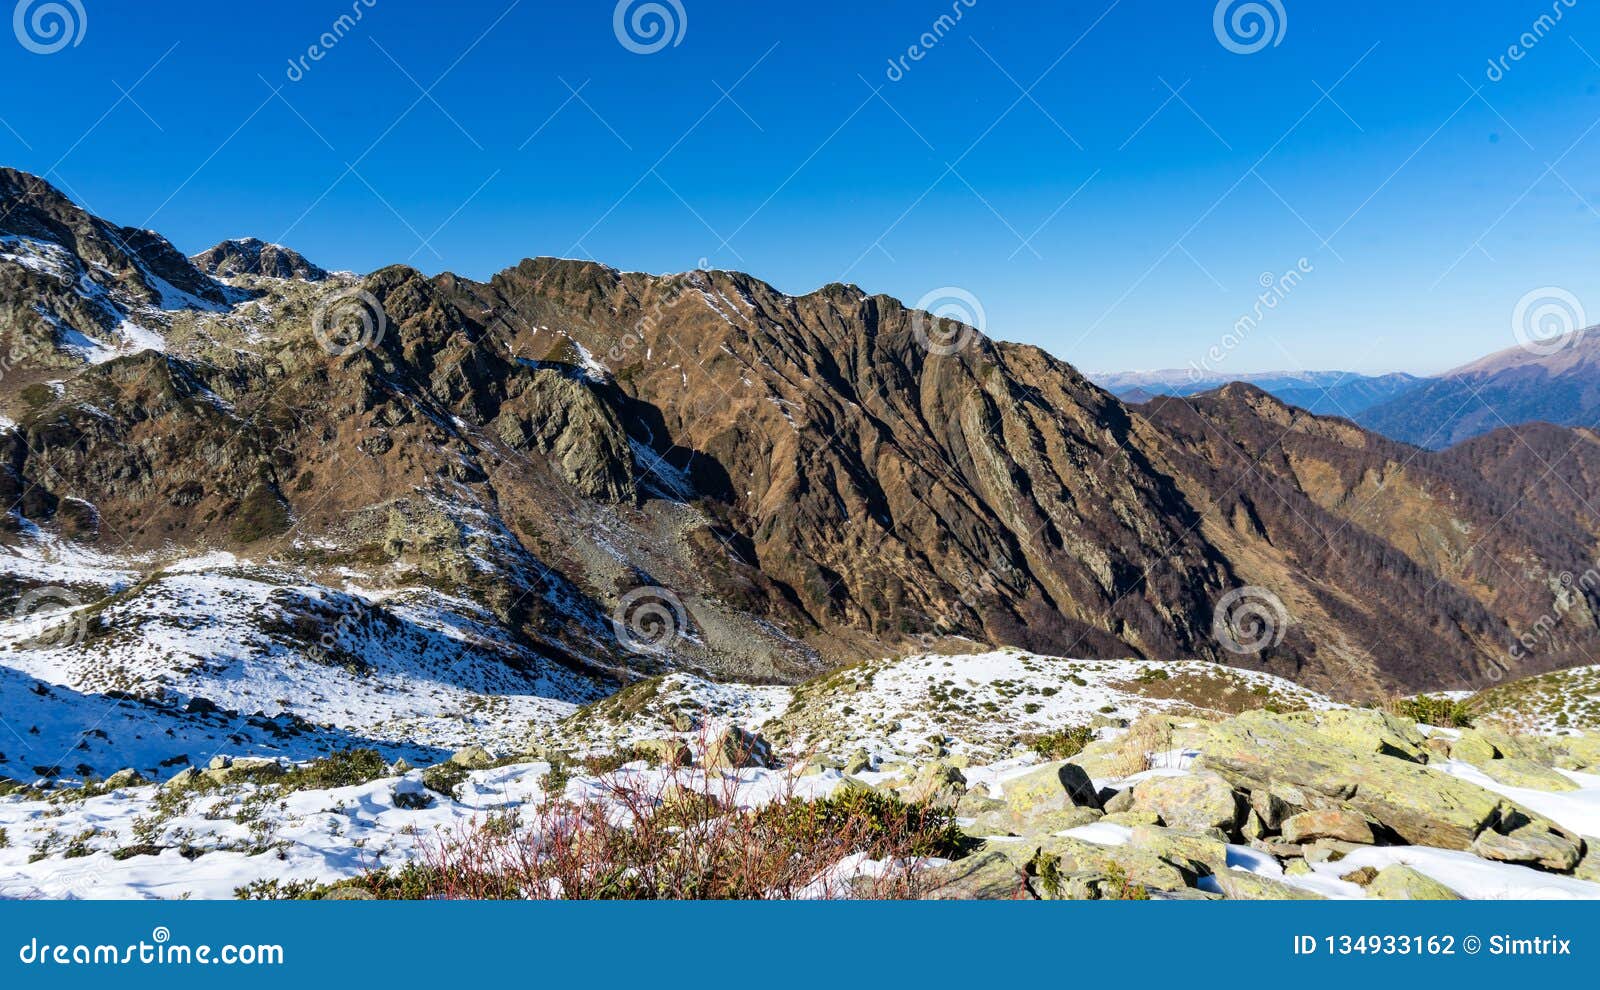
top-left (0, 536), bottom-right (606, 782)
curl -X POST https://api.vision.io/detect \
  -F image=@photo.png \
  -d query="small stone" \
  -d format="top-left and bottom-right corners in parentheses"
top-left (1339, 866), bottom-right (1379, 885)
top-left (1101, 788), bottom-right (1135, 814)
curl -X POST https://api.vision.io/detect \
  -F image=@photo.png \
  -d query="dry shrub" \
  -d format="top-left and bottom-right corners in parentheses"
top-left (1109, 715), bottom-right (1175, 777)
top-left (345, 765), bottom-right (966, 900)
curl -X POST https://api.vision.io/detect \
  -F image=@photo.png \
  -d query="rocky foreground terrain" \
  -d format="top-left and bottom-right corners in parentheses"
top-left (1, 651), bottom-right (1598, 900)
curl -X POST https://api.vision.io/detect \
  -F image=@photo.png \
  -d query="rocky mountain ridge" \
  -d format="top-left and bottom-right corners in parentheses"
top-left (2, 167), bottom-right (1598, 711)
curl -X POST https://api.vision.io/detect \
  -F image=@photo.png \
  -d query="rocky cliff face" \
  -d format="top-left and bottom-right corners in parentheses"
top-left (2, 169), bottom-right (1596, 699)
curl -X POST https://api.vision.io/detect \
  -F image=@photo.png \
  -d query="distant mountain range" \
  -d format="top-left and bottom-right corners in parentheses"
top-left (1097, 334), bottom-right (1600, 450)
top-left (1096, 369), bottom-right (1424, 418)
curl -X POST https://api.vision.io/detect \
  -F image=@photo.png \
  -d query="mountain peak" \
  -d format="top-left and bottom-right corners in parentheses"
top-left (192, 236), bottom-right (328, 282)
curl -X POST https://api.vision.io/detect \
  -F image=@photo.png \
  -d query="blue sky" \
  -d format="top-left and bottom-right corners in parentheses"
top-left (2, 0), bottom-right (1598, 375)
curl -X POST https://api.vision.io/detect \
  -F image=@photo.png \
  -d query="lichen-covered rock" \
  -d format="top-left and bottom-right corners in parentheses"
top-left (1213, 870), bottom-right (1324, 900)
top-left (1131, 772), bottom-right (1241, 833)
top-left (1312, 710), bottom-right (1426, 763)
top-left (1365, 865), bottom-right (1462, 900)
top-left (633, 738), bottom-right (692, 769)
top-left (1472, 824), bottom-right (1583, 871)
top-left (103, 768), bottom-right (147, 789)
top-left (449, 745), bottom-right (494, 769)
top-left (1449, 730), bottom-right (1499, 767)
top-left (1199, 711), bottom-right (1550, 850)
top-left (1281, 809), bottom-right (1375, 845)
top-left (903, 760), bottom-right (967, 808)
top-left (1003, 761), bottom-right (1102, 824)
top-left (1476, 758), bottom-right (1579, 792)
top-left (1129, 824), bottom-right (1229, 874)
top-left (922, 851), bottom-right (1030, 900)
top-left (1029, 836), bottom-right (1194, 894)
top-left (702, 726), bottom-right (772, 771)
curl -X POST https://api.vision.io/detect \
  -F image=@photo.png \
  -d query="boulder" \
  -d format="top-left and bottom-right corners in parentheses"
top-left (1472, 824), bottom-right (1583, 872)
top-left (1476, 758), bottom-right (1579, 792)
top-left (1213, 870), bottom-right (1324, 900)
top-left (1199, 711), bottom-right (1546, 850)
top-left (1313, 710), bottom-right (1426, 763)
top-left (1552, 735), bottom-right (1600, 771)
top-left (633, 738), bottom-right (693, 769)
top-left (1029, 837), bottom-right (1194, 895)
top-left (1365, 864), bottom-right (1462, 900)
top-left (1129, 825), bottom-right (1229, 875)
top-left (844, 748), bottom-right (873, 775)
top-left (1131, 772), bottom-right (1241, 833)
top-left (103, 768), bottom-right (147, 789)
top-left (1003, 761), bottom-right (1102, 823)
top-left (1103, 810), bottom-right (1161, 828)
top-left (391, 777), bottom-right (433, 810)
top-left (1281, 809), bottom-right (1375, 845)
top-left (702, 727), bottom-right (772, 772)
top-left (903, 760), bottom-right (967, 808)
top-left (921, 851), bottom-right (1030, 900)
top-left (449, 746), bottom-right (495, 770)
top-left (162, 767), bottom-right (200, 791)
top-left (1449, 730), bottom-right (1499, 767)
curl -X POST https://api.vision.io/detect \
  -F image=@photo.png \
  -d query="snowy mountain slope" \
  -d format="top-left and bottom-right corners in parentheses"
top-left (0, 536), bottom-right (609, 781)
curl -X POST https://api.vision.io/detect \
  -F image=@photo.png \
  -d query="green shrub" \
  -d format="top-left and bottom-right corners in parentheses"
top-left (1386, 695), bottom-right (1474, 728)
top-left (1023, 724), bottom-right (1095, 761)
